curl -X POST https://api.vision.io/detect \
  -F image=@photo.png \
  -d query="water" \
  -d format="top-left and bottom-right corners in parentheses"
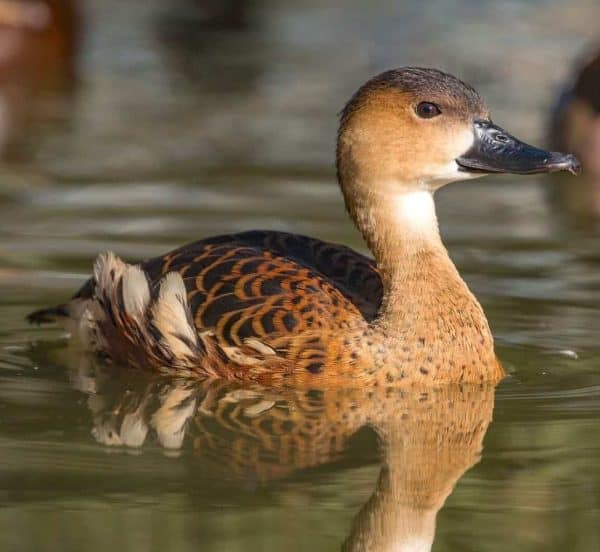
top-left (1, 0), bottom-right (600, 550)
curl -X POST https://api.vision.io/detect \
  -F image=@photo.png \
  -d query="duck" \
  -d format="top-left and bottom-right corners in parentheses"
top-left (0, 0), bottom-right (78, 156)
top-left (549, 46), bottom-right (600, 218)
top-left (27, 67), bottom-right (581, 385)
top-left (551, 46), bottom-right (600, 175)
top-left (0, 0), bottom-right (77, 77)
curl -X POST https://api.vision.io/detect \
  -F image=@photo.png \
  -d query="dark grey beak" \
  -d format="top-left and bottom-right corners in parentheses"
top-left (457, 120), bottom-right (581, 176)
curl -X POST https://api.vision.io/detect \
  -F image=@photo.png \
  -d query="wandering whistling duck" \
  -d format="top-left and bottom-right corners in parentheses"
top-left (552, 46), bottom-right (600, 176)
top-left (0, 0), bottom-right (78, 155)
top-left (550, 46), bottom-right (600, 217)
top-left (28, 67), bottom-right (581, 385)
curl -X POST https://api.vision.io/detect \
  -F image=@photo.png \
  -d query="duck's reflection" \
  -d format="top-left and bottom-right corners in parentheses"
top-left (342, 385), bottom-right (492, 551)
top-left (71, 363), bottom-right (495, 551)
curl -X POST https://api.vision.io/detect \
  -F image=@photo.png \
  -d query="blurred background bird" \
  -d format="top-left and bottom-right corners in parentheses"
top-left (550, 44), bottom-right (600, 220)
top-left (0, 0), bottom-right (78, 159)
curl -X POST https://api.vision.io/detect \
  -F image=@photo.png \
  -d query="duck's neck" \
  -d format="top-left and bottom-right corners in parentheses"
top-left (348, 185), bottom-right (474, 330)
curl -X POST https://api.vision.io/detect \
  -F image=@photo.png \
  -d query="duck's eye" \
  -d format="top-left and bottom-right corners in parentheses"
top-left (416, 102), bottom-right (441, 119)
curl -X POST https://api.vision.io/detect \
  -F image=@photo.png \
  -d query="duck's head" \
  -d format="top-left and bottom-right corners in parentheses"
top-left (337, 67), bottom-right (580, 199)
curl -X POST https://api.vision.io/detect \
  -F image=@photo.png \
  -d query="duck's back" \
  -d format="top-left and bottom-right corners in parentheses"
top-left (31, 231), bottom-right (382, 379)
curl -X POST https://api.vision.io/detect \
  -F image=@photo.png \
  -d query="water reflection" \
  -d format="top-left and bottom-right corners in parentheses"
top-left (70, 360), bottom-right (495, 550)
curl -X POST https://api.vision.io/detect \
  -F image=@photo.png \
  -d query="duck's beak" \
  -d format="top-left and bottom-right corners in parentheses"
top-left (456, 119), bottom-right (581, 176)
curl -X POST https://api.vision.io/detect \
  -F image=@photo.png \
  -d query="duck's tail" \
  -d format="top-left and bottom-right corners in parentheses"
top-left (26, 252), bottom-right (285, 378)
top-left (27, 304), bottom-right (71, 325)
top-left (28, 274), bottom-right (95, 327)
top-left (42, 251), bottom-right (213, 374)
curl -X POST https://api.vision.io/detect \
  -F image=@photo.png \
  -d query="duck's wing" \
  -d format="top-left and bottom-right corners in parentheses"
top-left (143, 230), bottom-right (382, 329)
top-left (27, 231), bottom-right (382, 378)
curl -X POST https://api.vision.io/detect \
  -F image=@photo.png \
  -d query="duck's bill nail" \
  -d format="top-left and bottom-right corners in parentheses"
top-left (456, 120), bottom-right (581, 176)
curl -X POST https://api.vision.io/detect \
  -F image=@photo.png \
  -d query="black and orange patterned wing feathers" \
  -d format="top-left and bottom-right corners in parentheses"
top-left (142, 230), bottom-right (383, 348)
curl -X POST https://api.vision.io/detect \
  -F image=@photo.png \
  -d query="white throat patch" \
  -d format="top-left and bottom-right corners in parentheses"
top-left (393, 191), bottom-right (439, 237)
